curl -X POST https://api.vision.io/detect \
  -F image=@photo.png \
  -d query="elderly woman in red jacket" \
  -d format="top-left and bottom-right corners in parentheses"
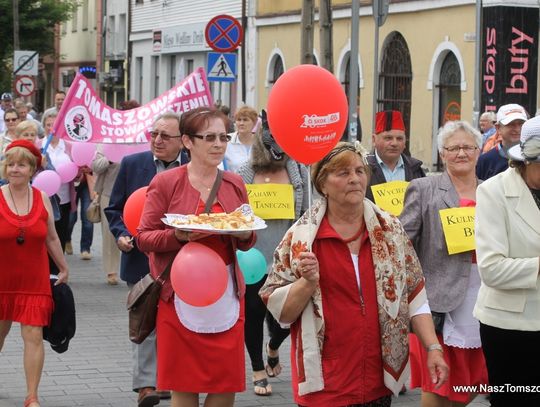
top-left (260, 142), bottom-right (448, 407)
top-left (137, 106), bottom-right (256, 407)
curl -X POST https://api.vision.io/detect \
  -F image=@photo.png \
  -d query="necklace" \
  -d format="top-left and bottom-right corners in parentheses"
top-left (342, 223), bottom-right (365, 244)
top-left (8, 185), bottom-right (30, 245)
top-left (196, 177), bottom-right (214, 192)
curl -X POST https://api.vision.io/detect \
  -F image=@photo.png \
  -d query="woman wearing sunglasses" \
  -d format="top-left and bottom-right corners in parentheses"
top-left (137, 106), bottom-right (256, 407)
top-left (0, 109), bottom-right (21, 155)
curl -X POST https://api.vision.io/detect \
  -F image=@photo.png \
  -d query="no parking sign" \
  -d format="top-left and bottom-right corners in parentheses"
top-left (205, 15), bottom-right (243, 52)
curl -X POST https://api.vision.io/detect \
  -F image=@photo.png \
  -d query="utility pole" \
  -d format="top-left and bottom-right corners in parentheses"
top-left (348, 0), bottom-right (360, 142)
top-left (319, 0), bottom-right (333, 72)
top-left (300, 0), bottom-right (314, 64)
top-left (371, 0), bottom-right (389, 134)
top-left (472, 0), bottom-right (482, 127)
top-left (241, 0), bottom-right (247, 103)
top-left (13, 0), bottom-right (19, 50)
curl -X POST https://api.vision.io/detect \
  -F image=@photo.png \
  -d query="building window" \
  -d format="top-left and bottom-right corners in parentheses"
top-left (169, 55), bottom-right (177, 87)
top-left (118, 14), bottom-right (127, 54)
top-left (152, 56), bottom-right (160, 98)
top-left (378, 31), bottom-right (412, 149)
top-left (136, 57), bottom-right (143, 103)
top-left (436, 51), bottom-right (462, 170)
top-left (107, 15), bottom-right (115, 56)
top-left (71, 6), bottom-right (78, 32)
top-left (186, 59), bottom-right (194, 76)
top-left (82, 0), bottom-right (89, 31)
top-left (269, 55), bottom-right (284, 84)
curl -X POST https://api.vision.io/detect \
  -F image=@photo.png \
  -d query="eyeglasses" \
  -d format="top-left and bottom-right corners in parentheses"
top-left (5, 118), bottom-right (18, 123)
top-left (190, 133), bottom-right (232, 143)
top-left (443, 145), bottom-right (478, 154)
top-left (150, 131), bottom-right (182, 141)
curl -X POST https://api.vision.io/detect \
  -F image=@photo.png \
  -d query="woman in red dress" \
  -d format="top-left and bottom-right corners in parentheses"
top-left (0, 140), bottom-right (69, 407)
top-left (137, 107), bottom-right (256, 407)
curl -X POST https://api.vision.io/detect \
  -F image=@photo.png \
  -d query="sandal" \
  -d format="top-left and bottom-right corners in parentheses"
top-left (24, 396), bottom-right (40, 407)
top-left (265, 343), bottom-right (282, 377)
top-left (253, 377), bottom-right (272, 396)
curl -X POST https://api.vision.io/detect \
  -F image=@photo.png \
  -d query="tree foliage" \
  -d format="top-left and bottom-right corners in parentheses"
top-left (0, 0), bottom-right (79, 92)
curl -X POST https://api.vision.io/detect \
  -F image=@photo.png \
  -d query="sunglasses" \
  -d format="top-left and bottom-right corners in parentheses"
top-left (190, 133), bottom-right (232, 143)
top-left (150, 131), bottom-right (182, 141)
top-left (5, 118), bottom-right (18, 123)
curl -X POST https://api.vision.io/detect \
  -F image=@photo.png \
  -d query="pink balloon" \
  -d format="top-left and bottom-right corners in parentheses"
top-left (171, 242), bottom-right (228, 307)
top-left (55, 161), bottom-right (78, 183)
top-left (103, 143), bottom-right (150, 163)
top-left (71, 142), bottom-right (96, 167)
top-left (33, 170), bottom-right (61, 197)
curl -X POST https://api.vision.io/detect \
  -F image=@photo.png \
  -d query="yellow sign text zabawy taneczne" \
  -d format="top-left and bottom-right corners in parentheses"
top-left (370, 180), bottom-right (409, 216)
top-left (439, 207), bottom-right (476, 255)
top-left (246, 184), bottom-right (295, 220)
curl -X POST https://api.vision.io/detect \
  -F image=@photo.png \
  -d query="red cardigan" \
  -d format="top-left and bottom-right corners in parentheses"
top-left (136, 165), bottom-right (256, 301)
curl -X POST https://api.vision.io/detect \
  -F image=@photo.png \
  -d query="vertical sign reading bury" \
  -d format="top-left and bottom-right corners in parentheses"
top-left (482, 5), bottom-right (539, 115)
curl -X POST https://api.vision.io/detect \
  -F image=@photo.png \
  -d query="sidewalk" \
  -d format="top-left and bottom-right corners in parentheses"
top-left (0, 225), bottom-right (490, 407)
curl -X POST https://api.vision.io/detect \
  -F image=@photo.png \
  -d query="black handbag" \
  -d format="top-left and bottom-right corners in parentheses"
top-left (126, 170), bottom-right (223, 344)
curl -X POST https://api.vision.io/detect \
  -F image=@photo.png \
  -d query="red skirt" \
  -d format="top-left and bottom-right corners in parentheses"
top-left (409, 333), bottom-right (488, 403)
top-left (156, 297), bottom-right (245, 393)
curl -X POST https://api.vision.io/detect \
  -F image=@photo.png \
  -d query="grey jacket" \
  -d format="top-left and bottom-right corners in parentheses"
top-left (399, 171), bottom-right (480, 312)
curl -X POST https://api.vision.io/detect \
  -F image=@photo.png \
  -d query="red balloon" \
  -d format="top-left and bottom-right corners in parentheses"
top-left (171, 242), bottom-right (228, 307)
top-left (267, 64), bottom-right (348, 165)
top-left (123, 186), bottom-right (148, 236)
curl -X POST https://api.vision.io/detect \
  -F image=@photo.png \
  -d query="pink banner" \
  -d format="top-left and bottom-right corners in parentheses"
top-left (54, 67), bottom-right (214, 143)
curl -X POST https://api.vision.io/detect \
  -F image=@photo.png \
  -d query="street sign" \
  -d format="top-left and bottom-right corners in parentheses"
top-left (13, 50), bottom-right (39, 76)
top-left (205, 15), bottom-right (243, 52)
top-left (207, 52), bottom-right (237, 82)
top-left (372, 0), bottom-right (390, 27)
top-left (15, 76), bottom-right (36, 97)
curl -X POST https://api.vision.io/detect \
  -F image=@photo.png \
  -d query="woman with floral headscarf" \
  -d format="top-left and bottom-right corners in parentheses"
top-left (260, 142), bottom-right (448, 406)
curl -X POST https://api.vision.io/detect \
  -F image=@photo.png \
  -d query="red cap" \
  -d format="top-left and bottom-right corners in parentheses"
top-left (5, 139), bottom-right (42, 169)
top-left (375, 110), bottom-right (405, 134)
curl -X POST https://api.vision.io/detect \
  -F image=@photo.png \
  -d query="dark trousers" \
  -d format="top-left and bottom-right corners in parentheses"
top-left (49, 203), bottom-right (71, 275)
top-left (480, 322), bottom-right (540, 407)
top-left (67, 183), bottom-right (93, 252)
top-left (244, 275), bottom-right (290, 372)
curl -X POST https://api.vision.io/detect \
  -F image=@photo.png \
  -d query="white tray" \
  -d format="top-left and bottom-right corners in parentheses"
top-left (161, 204), bottom-right (267, 234)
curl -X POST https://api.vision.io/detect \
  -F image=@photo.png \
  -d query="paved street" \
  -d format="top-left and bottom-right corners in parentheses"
top-left (0, 225), bottom-right (490, 407)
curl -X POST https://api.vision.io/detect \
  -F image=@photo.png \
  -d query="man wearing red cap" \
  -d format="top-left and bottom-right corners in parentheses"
top-left (366, 110), bottom-right (426, 202)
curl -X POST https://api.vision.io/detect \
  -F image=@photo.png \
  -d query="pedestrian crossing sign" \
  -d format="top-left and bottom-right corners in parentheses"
top-left (207, 52), bottom-right (237, 82)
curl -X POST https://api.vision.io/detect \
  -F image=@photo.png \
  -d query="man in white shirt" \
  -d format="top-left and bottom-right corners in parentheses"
top-left (365, 110), bottom-right (426, 202)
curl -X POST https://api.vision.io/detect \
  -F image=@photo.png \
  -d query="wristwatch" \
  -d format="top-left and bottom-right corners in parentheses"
top-left (427, 343), bottom-right (443, 353)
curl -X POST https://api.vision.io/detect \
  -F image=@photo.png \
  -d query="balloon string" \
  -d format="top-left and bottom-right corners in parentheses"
top-left (41, 132), bottom-right (53, 154)
top-left (307, 165), bottom-right (313, 252)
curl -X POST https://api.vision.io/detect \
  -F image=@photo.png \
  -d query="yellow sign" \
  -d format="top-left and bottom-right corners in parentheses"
top-left (246, 184), bottom-right (295, 220)
top-left (370, 181), bottom-right (409, 216)
top-left (439, 207), bottom-right (476, 255)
